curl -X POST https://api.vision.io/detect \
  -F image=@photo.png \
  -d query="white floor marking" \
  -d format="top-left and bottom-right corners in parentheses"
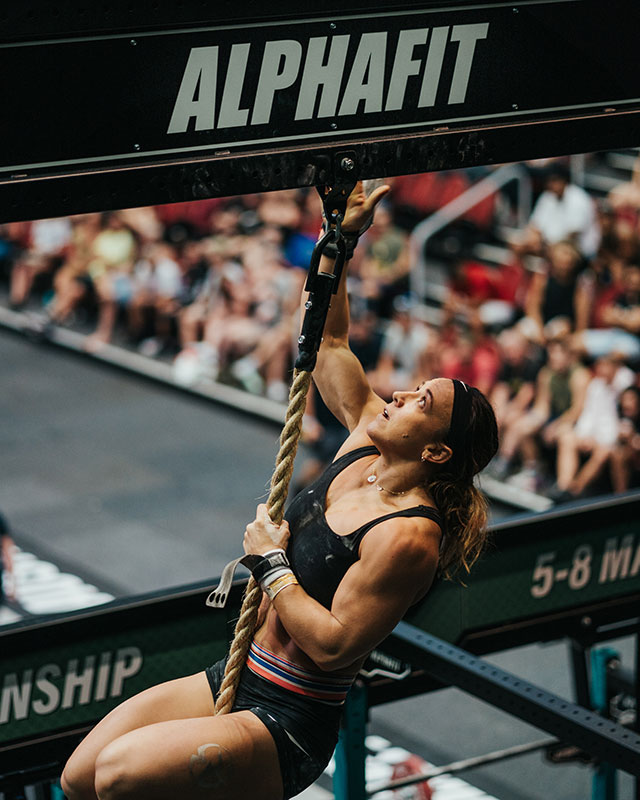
top-left (2, 545), bottom-right (114, 619)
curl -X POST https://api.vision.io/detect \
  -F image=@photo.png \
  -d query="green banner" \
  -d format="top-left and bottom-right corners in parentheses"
top-left (406, 496), bottom-right (640, 644)
top-left (0, 585), bottom-right (236, 746)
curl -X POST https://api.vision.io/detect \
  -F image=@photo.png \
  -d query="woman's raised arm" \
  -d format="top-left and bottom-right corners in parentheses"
top-left (308, 182), bottom-right (390, 432)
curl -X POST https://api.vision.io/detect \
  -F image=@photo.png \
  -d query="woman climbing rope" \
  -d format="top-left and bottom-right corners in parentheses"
top-left (61, 182), bottom-right (498, 800)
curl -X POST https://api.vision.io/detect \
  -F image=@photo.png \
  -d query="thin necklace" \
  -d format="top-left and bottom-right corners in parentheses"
top-left (366, 473), bottom-right (410, 496)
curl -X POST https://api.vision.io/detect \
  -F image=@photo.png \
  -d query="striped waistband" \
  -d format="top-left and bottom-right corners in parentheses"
top-left (247, 640), bottom-right (353, 706)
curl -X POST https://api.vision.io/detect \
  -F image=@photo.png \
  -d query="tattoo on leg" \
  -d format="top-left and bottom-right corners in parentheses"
top-left (189, 742), bottom-right (234, 790)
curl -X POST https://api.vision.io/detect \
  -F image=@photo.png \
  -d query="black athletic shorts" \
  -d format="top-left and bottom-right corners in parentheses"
top-left (205, 657), bottom-right (342, 799)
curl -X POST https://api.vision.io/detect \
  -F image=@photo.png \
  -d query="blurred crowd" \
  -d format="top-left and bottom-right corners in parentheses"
top-left (2, 155), bottom-right (640, 503)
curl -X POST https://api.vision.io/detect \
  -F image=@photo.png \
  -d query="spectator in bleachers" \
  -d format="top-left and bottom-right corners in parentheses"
top-left (514, 163), bottom-right (600, 259)
top-left (4, 155), bottom-right (640, 504)
top-left (492, 336), bottom-right (590, 491)
top-left (573, 209), bottom-right (633, 333)
top-left (46, 213), bottom-right (101, 325)
top-left (119, 206), bottom-right (164, 246)
top-left (173, 239), bottom-right (249, 385)
top-left (443, 257), bottom-right (524, 332)
top-left (489, 326), bottom-right (541, 433)
top-left (608, 155), bottom-right (640, 228)
top-left (9, 217), bottom-right (73, 309)
top-left (176, 230), bottom-right (304, 398)
top-left (0, 512), bottom-right (15, 605)
top-left (156, 198), bottom-right (227, 241)
top-left (225, 234), bottom-right (304, 400)
top-left (176, 238), bottom-right (235, 349)
top-left (128, 242), bottom-right (184, 356)
top-left (256, 189), bottom-right (304, 232)
top-left (523, 240), bottom-right (583, 343)
top-left (575, 262), bottom-right (640, 361)
top-left (610, 385), bottom-right (640, 492)
top-left (354, 201), bottom-right (411, 317)
top-left (551, 355), bottom-right (635, 501)
top-left (368, 294), bottom-right (434, 399)
top-left (438, 316), bottom-right (501, 398)
top-left (85, 212), bottom-right (139, 350)
top-left (0, 223), bottom-right (28, 284)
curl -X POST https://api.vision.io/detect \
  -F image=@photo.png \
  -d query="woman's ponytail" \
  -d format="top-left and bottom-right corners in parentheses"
top-left (429, 478), bottom-right (488, 580)
top-left (430, 385), bottom-right (498, 580)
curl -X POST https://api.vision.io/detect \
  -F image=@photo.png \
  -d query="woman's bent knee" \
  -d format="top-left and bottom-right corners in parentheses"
top-left (60, 756), bottom-right (97, 800)
top-left (94, 740), bottom-right (135, 800)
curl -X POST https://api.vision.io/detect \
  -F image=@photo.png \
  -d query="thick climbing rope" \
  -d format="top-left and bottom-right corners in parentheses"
top-left (213, 181), bottom-right (356, 715)
top-left (214, 368), bottom-right (312, 715)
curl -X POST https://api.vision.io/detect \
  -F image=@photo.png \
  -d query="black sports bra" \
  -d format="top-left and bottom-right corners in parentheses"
top-left (285, 446), bottom-right (442, 609)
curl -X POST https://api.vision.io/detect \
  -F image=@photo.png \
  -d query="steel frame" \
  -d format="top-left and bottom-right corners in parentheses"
top-left (388, 623), bottom-right (640, 776)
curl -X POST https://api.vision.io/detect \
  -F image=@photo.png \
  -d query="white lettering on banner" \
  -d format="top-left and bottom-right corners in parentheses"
top-left (110, 647), bottom-right (144, 697)
top-left (448, 23), bottom-right (490, 104)
top-left (531, 535), bottom-right (640, 599)
top-left (167, 22), bottom-right (491, 135)
top-left (218, 43), bottom-right (252, 129)
top-left (338, 32), bottom-right (387, 116)
top-left (32, 664), bottom-right (62, 716)
top-left (94, 650), bottom-right (112, 702)
top-left (0, 647), bottom-right (143, 726)
top-left (251, 40), bottom-right (303, 125)
top-left (631, 543), bottom-right (640, 577)
top-left (0, 671), bottom-right (33, 724)
top-left (599, 535), bottom-right (634, 582)
top-left (61, 656), bottom-right (96, 709)
top-left (385, 29), bottom-right (429, 112)
top-left (295, 35), bottom-right (350, 121)
top-left (167, 46), bottom-right (219, 134)
top-left (419, 26), bottom-right (449, 107)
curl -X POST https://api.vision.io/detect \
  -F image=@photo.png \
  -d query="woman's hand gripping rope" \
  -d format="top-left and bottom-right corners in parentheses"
top-left (244, 504), bottom-right (290, 557)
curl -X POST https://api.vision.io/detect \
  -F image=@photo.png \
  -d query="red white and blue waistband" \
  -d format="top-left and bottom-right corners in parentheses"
top-left (247, 640), bottom-right (353, 706)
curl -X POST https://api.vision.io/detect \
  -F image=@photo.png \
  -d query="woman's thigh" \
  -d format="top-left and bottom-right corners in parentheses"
top-left (93, 710), bottom-right (282, 800)
top-left (63, 671), bottom-right (215, 794)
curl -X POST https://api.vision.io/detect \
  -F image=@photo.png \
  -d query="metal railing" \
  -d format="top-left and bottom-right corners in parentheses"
top-left (408, 163), bottom-right (532, 305)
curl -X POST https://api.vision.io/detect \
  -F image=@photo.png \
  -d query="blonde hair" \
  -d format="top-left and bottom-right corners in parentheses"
top-left (429, 479), bottom-right (489, 580)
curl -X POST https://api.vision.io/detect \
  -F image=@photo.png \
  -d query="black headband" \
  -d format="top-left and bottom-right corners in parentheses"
top-left (444, 379), bottom-right (473, 465)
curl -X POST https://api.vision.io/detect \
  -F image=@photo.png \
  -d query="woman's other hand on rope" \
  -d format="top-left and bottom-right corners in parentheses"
top-left (341, 180), bottom-right (391, 234)
top-left (244, 503), bottom-right (290, 556)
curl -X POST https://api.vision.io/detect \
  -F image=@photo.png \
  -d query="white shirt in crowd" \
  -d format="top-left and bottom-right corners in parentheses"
top-left (530, 183), bottom-right (601, 258)
top-left (31, 218), bottom-right (73, 255)
top-left (382, 320), bottom-right (432, 376)
top-left (574, 365), bottom-right (635, 445)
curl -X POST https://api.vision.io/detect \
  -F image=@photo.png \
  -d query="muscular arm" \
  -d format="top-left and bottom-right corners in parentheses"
top-left (305, 182), bottom-right (390, 432)
top-left (270, 519), bottom-right (439, 671)
top-left (310, 254), bottom-right (382, 431)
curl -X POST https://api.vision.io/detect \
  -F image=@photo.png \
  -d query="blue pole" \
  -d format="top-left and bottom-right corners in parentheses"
top-left (51, 782), bottom-right (66, 800)
top-left (590, 647), bottom-right (619, 800)
top-left (333, 682), bottom-right (368, 800)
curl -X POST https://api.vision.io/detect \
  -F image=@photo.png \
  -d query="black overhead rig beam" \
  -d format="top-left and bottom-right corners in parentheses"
top-left (1, 0), bottom-right (639, 221)
top-left (389, 623), bottom-right (640, 777)
top-left (2, 112), bottom-right (639, 224)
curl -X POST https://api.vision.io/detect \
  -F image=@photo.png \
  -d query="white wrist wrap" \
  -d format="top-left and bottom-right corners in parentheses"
top-left (262, 569), bottom-right (298, 601)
